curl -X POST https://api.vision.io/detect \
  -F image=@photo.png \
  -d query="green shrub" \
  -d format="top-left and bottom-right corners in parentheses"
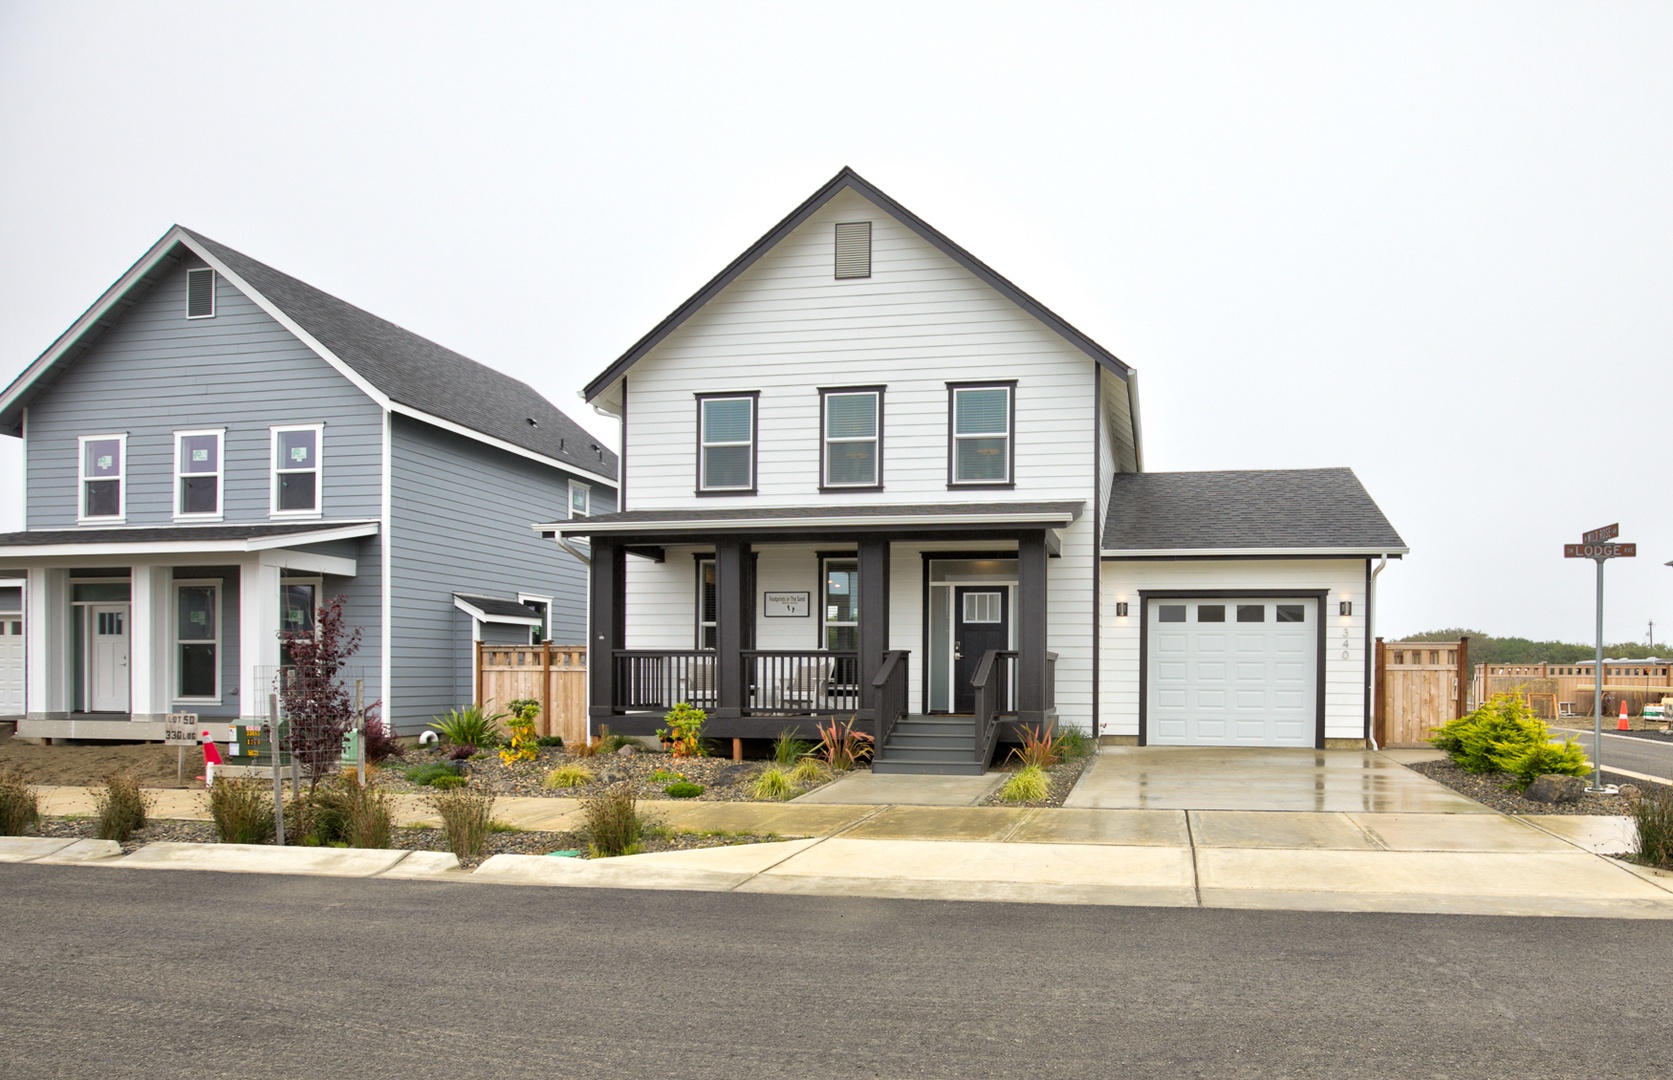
top-left (404, 762), bottom-right (458, 787)
top-left (1502, 739), bottom-right (1591, 791)
top-left (96, 771), bottom-right (151, 842)
top-left (582, 784), bottom-right (644, 857)
top-left (536, 735), bottom-right (564, 748)
top-left (788, 757), bottom-right (829, 787)
top-left (428, 774), bottom-right (467, 790)
top-left (664, 781), bottom-right (704, 798)
top-left (812, 716), bottom-right (873, 771)
top-left (0, 769), bottom-right (39, 836)
top-left (430, 785), bottom-right (495, 861)
top-left (648, 768), bottom-right (684, 783)
top-left (657, 702), bottom-right (707, 757)
top-left (288, 776), bottom-right (393, 848)
top-left (1056, 727), bottom-right (1093, 760)
top-left (998, 765), bottom-right (1050, 803)
top-left (1429, 694), bottom-right (1552, 774)
top-left (1630, 787), bottom-right (1673, 869)
top-left (752, 766), bottom-right (794, 801)
top-left (773, 729), bottom-right (812, 766)
top-left (208, 776), bottom-right (276, 844)
top-left (542, 763), bottom-right (594, 789)
top-left (429, 706), bottom-right (504, 749)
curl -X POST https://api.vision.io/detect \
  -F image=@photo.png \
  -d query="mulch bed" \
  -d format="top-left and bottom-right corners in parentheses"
top-left (978, 754), bottom-right (1091, 808)
top-left (1405, 758), bottom-right (1671, 816)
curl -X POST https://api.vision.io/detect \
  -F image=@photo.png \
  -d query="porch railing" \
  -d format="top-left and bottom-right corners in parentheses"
top-left (608, 649), bottom-right (861, 716)
top-left (873, 650), bottom-right (910, 748)
top-left (972, 649), bottom-right (1017, 767)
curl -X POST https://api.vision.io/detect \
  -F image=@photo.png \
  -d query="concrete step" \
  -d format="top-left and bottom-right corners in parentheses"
top-left (871, 757), bottom-right (988, 776)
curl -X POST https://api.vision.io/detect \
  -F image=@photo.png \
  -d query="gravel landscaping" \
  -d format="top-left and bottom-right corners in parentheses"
top-left (1405, 758), bottom-right (1671, 816)
top-left (978, 755), bottom-right (1091, 808)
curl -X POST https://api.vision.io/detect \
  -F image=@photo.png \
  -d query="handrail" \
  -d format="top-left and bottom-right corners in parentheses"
top-left (872, 650), bottom-right (909, 749)
top-left (609, 648), bottom-right (861, 716)
top-left (971, 649), bottom-right (1017, 768)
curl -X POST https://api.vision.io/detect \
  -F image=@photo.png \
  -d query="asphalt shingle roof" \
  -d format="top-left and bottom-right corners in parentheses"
top-left (1102, 469), bottom-right (1406, 553)
top-left (182, 229), bottom-right (617, 481)
top-left (454, 593), bottom-right (541, 620)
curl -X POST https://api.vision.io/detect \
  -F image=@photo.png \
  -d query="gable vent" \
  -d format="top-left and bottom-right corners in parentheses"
top-left (834, 221), bottom-right (871, 280)
top-left (186, 267), bottom-right (216, 318)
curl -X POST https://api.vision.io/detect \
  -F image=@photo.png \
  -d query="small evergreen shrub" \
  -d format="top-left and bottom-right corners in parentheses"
top-left (428, 774), bottom-right (467, 790)
top-left (582, 784), bottom-right (644, 857)
top-left (752, 766), bottom-right (794, 801)
top-left (999, 765), bottom-right (1050, 803)
top-left (657, 703), bottom-right (707, 758)
top-left (430, 785), bottom-right (495, 861)
top-left (542, 763), bottom-right (594, 789)
top-left (1503, 740), bottom-right (1591, 791)
top-left (208, 776), bottom-right (276, 844)
top-left (1430, 694), bottom-right (1578, 778)
top-left (664, 781), bottom-right (704, 798)
top-left (96, 770), bottom-right (151, 842)
top-left (404, 762), bottom-right (458, 787)
top-left (0, 769), bottom-right (39, 836)
top-left (500, 698), bottom-right (541, 765)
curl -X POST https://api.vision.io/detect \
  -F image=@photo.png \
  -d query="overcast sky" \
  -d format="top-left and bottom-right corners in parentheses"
top-left (2, 1), bottom-right (1669, 645)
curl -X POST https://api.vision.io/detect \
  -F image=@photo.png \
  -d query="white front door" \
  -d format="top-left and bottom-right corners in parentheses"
top-left (1148, 598), bottom-right (1316, 747)
top-left (90, 604), bottom-right (130, 713)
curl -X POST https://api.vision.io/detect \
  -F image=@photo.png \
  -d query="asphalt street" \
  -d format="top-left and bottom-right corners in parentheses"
top-left (2, 865), bottom-right (1671, 1079)
top-left (1554, 727), bottom-right (1673, 782)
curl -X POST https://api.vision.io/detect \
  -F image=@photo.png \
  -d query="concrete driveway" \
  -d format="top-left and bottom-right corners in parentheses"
top-left (1065, 746), bottom-right (1490, 813)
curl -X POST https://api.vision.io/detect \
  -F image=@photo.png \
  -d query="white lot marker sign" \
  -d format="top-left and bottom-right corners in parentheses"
top-left (1564, 524), bottom-right (1637, 792)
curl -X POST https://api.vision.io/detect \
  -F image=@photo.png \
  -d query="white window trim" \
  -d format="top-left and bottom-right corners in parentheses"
top-left (173, 578), bottom-right (221, 704)
top-left (822, 390), bottom-right (880, 488)
top-left (186, 267), bottom-right (216, 320)
top-left (951, 385), bottom-right (1012, 485)
top-left (270, 423), bottom-right (324, 518)
top-left (568, 480), bottom-right (589, 518)
top-left (77, 433), bottom-right (127, 524)
top-left (518, 593), bottom-right (553, 645)
top-left (173, 427), bottom-right (226, 522)
top-left (698, 396), bottom-right (755, 492)
top-left (280, 577), bottom-right (324, 640)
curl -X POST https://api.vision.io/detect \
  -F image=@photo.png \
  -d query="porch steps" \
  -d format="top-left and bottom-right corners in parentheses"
top-left (871, 715), bottom-right (987, 776)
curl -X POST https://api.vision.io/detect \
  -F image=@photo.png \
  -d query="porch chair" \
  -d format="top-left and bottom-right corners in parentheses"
top-left (683, 656), bottom-right (717, 707)
top-left (778, 656), bottom-right (834, 712)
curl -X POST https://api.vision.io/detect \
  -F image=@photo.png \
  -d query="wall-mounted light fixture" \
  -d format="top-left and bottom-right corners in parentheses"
top-left (1339, 600), bottom-right (1353, 617)
top-left (1116, 602), bottom-right (1129, 617)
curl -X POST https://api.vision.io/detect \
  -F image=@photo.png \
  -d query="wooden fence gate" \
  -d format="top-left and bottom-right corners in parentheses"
top-left (476, 643), bottom-right (587, 746)
top-left (1375, 638), bottom-right (1468, 748)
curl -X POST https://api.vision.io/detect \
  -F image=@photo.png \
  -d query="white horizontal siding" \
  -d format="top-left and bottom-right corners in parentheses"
top-left (623, 188), bottom-right (1096, 511)
top-left (1100, 559), bottom-right (1369, 742)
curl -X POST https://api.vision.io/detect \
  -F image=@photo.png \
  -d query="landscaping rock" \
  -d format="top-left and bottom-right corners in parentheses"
top-left (616, 744), bottom-right (639, 756)
top-left (1619, 784), bottom-right (1642, 802)
top-left (713, 765), bottom-right (753, 787)
top-left (1523, 774), bottom-right (1586, 804)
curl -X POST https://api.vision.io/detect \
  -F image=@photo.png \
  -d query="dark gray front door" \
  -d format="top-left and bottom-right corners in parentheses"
top-left (953, 587), bottom-right (1009, 713)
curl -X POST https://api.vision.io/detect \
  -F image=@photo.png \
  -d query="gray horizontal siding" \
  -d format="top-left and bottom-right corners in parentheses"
top-left (389, 414), bottom-right (609, 734)
top-left (321, 535), bottom-right (384, 723)
top-left (25, 258), bottom-right (383, 527)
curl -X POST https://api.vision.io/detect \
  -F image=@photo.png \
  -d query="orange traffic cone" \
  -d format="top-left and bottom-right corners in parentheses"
top-left (1618, 701), bottom-right (1631, 731)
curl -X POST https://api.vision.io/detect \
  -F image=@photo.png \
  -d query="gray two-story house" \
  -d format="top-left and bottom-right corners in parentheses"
top-left (0, 227), bottom-right (616, 739)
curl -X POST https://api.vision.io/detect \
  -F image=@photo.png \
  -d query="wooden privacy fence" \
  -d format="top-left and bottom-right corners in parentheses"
top-left (1472, 661), bottom-right (1673, 719)
top-left (476, 643), bottom-right (587, 745)
top-left (1375, 638), bottom-right (1468, 748)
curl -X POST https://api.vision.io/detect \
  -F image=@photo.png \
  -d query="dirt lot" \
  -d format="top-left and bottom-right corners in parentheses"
top-left (0, 725), bottom-right (199, 788)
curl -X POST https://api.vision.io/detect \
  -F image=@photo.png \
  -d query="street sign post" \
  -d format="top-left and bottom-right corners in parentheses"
top-left (1566, 525), bottom-right (1637, 793)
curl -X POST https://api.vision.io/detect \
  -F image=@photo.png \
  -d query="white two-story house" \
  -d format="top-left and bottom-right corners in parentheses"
top-left (546, 169), bottom-right (1406, 773)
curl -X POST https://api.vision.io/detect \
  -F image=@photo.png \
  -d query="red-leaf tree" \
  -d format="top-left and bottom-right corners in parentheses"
top-left (278, 594), bottom-right (363, 790)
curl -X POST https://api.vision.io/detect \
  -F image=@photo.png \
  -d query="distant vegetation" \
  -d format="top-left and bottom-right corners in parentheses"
top-left (1397, 628), bottom-right (1671, 668)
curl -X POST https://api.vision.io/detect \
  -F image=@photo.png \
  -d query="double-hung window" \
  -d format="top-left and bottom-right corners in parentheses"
top-left (78, 434), bottom-right (126, 522)
top-left (948, 382), bottom-right (1014, 486)
top-left (820, 387), bottom-right (883, 489)
top-left (696, 393), bottom-right (756, 494)
top-left (821, 557), bottom-right (859, 651)
top-left (174, 429), bottom-right (224, 519)
top-left (271, 424), bottom-right (323, 515)
top-left (175, 580), bottom-right (220, 702)
top-left (695, 557), bottom-right (717, 648)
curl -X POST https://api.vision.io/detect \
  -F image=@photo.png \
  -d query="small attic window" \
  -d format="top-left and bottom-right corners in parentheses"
top-left (834, 222), bottom-right (871, 280)
top-left (186, 268), bottom-right (216, 319)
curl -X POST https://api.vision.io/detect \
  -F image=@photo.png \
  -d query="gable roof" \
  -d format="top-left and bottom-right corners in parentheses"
top-left (583, 167), bottom-right (1131, 403)
top-left (1102, 469), bottom-right (1407, 556)
top-left (0, 227), bottom-right (617, 482)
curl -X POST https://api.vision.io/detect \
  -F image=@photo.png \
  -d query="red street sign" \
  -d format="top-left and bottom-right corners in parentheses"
top-left (1582, 523), bottom-right (1620, 544)
top-left (1565, 543), bottom-right (1636, 559)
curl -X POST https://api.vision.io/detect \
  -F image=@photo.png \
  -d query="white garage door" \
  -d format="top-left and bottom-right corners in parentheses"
top-left (1148, 598), bottom-right (1316, 747)
top-left (0, 615), bottom-right (22, 716)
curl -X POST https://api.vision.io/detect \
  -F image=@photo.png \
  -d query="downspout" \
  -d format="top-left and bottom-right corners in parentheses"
top-left (1366, 554), bottom-right (1389, 750)
top-left (558, 537), bottom-right (591, 565)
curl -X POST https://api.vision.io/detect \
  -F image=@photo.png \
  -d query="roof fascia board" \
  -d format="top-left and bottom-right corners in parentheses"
top-left (543, 509), bottom-right (1081, 535)
top-left (0, 521), bottom-right (380, 559)
top-left (453, 595), bottom-right (542, 626)
top-left (583, 167), bottom-right (1131, 402)
top-left (243, 521), bottom-right (381, 549)
top-left (1101, 547), bottom-right (1410, 559)
top-left (1126, 370), bottom-right (1145, 473)
top-left (389, 402), bottom-right (616, 485)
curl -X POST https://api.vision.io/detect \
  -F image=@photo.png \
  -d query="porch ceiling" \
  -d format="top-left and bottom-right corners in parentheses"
top-left (541, 501), bottom-right (1083, 544)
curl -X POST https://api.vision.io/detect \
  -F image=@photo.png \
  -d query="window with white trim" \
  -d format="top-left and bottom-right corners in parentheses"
top-left (697, 394), bottom-right (755, 492)
top-left (821, 388), bottom-right (882, 488)
top-left (271, 425), bottom-right (322, 515)
top-left (696, 557), bottom-right (717, 649)
top-left (174, 429), bottom-right (224, 519)
top-left (78, 434), bottom-right (126, 522)
top-left (569, 480), bottom-right (589, 518)
top-left (520, 594), bottom-right (552, 644)
top-left (175, 580), bottom-right (220, 701)
top-left (949, 384), bottom-right (1013, 485)
top-left (186, 268), bottom-right (216, 319)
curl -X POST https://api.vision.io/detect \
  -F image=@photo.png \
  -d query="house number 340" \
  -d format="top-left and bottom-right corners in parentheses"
top-left (1341, 627), bottom-right (1351, 661)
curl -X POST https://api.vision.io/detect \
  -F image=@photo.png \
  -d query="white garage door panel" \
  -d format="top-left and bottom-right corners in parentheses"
top-left (1147, 598), bottom-right (1317, 747)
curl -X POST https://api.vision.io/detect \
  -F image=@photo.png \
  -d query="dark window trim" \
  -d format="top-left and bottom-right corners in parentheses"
top-left (694, 552), bottom-right (716, 649)
top-left (1136, 590), bottom-right (1329, 750)
top-left (694, 391), bottom-right (760, 497)
top-left (946, 380), bottom-right (1017, 490)
top-left (817, 385), bottom-right (885, 492)
top-left (818, 552), bottom-right (860, 653)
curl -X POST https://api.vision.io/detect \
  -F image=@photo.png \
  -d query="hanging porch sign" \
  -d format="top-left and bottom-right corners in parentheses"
top-left (762, 592), bottom-right (811, 617)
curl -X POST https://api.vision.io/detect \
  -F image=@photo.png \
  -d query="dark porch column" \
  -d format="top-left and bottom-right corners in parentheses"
top-left (1016, 531), bottom-right (1049, 725)
top-left (857, 538), bottom-right (891, 718)
top-left (714, 538), bottom-right (750, 714)
top-left (588, 538), bottom-right (626, 722)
